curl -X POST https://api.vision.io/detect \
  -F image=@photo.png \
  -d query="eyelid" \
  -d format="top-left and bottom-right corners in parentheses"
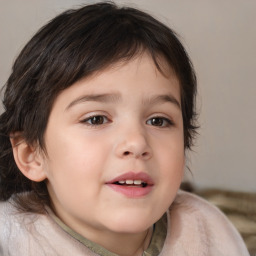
top-left (146, 115), bottom-right (175, 127)
top-left (79, 112), bottom-right (111, 126)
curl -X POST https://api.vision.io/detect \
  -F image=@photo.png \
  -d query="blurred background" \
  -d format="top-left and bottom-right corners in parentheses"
top-left (0, 0), bottom-right (255, 193)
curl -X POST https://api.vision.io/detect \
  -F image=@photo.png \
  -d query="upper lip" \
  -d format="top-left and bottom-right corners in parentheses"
top-left (106, 172), bottom-right (154, 185)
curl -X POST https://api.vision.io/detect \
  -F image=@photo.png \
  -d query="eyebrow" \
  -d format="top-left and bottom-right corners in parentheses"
top-left (66, 93), bottom-right (121, 110)
top-left (66, 93), bottom-right (181, 110)
top-left (143, 95), bottom-right (181, 109)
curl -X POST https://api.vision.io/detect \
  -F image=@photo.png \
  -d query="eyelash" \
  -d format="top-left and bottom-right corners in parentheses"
top-left (80, 115), bottom-right (174, 128)
top-left (80, 115), bottom-right (110, 126)
top-left (146, 116), bottom-right (174, 127)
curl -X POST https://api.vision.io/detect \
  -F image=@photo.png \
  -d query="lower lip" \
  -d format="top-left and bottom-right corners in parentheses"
top-left (107, 184), bottom-right (153, 198)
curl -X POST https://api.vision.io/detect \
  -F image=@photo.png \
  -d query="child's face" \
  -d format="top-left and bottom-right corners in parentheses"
top-left (42, 53), bottom-right (184, 239)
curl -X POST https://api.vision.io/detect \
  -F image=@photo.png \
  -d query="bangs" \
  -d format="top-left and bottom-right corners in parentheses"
top-left (39, 5), bottom-right (177, 89)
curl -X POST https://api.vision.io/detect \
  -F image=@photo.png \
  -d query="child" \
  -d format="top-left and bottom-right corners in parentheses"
top-left (0, 2), bottom-right (249, 256)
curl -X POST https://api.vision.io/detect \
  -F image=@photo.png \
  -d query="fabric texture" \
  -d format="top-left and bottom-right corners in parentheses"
top-left (47, 206), bottom-right (167, 256)
top-left (0, 191), bottom-right (250, 256)
top-left (196, 188), bottom-right (256, 255)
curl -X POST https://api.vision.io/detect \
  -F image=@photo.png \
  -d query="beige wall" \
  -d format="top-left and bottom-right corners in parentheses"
top-left (1, 0), bottom-right (255, 192)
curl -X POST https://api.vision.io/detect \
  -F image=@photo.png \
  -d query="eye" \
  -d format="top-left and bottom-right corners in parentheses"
top-left (146, 117), bottom-right (173, 127)
top-left (80, 115), bottom-right (109, 126)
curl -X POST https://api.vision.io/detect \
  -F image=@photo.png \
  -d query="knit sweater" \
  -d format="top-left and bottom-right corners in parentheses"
top-left (0, 191), bottom-right (249, 256)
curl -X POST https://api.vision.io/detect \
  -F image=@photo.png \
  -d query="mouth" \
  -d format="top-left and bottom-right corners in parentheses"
top-left (113, 180), bottom-right (148, 187)
top-left (106, 172), bottom-right (154, 198)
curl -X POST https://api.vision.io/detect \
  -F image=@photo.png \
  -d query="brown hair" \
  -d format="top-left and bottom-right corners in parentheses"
top-left (0, 2), bottom-right (198, 212)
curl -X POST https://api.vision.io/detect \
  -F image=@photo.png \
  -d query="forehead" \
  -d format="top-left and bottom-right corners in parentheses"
top-left (51, 53), bottom-right (181, 110)
top-left (104, 51), bottom-right (178, 80)
top-left (83, 52), bottom-right (179, 91)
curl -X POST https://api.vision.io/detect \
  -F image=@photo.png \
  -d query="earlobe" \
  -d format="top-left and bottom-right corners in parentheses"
top-left (10, 135), bottom-right (47, 182)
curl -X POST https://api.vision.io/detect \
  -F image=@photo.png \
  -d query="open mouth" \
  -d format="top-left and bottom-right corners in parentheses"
top-left (113, 180), bottom-right (148, 187)
top-left (106, 172), bottom-right (154, 197)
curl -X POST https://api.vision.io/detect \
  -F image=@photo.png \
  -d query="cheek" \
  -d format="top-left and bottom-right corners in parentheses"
top-left (43, 131), bottom-right (109, 187)
top-left (43, 142), bottom-right (103, 210)
top-left (155, 132), bottom-right (185, 180)
top-left (159, 150), bottom-right (184, 180)
top-left (45, 129), bottom-right (100, 164)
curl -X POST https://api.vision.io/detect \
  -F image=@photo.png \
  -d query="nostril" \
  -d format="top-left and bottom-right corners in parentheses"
top-left (121, 151), bottom-right (151, 159)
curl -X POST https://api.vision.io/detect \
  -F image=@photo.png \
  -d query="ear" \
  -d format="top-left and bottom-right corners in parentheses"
top-left (10, 134), bottom-right (47, 182)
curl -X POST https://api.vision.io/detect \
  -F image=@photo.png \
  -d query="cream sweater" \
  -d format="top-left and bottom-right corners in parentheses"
top-left (0, 191), bottom-right (249, 256)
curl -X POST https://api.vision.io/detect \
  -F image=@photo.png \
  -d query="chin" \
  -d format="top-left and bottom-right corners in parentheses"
top-left (103, 212), bottom-right (158, 234)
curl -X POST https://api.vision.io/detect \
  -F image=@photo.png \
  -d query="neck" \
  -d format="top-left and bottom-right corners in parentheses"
top-left (91, 227), bottom-right (153, 256)
top-left (51, 204), bottom-right (153, 256)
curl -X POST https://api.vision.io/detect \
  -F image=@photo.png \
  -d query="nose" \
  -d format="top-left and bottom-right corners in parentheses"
top-left (114, 127), bottom-right (152, 160)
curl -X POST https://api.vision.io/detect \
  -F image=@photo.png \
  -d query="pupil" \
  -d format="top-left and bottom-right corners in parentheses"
top-left (152, 118), bottom-right (163, 126)
top-left (92, 116), bottom-right (103, 124)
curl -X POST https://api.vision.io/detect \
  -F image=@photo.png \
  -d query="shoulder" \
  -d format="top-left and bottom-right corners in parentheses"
top-left (0, 198), bottom-right (47, 255)
top-left (161, 190), bottom-right (249, 256)
top-left (0, 195), bottom-right (98, 256)
top-left (173, 190), bottom-right (227, 216)
top-left (0, 198), bottom-right (21, 227)
top-left (0, 196), bottom-right (43, 228)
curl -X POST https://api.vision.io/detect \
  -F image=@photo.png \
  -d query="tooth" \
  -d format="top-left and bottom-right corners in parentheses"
top-left (118, 181), bottom-right (125, 184)
top-left (125, 180), bottom-right (133, 185)
top-left (134, 180), bottom-right (142, 185)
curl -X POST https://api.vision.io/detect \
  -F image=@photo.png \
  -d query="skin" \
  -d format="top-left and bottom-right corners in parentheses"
top-left (15, 53), bottom-right (185, 256)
